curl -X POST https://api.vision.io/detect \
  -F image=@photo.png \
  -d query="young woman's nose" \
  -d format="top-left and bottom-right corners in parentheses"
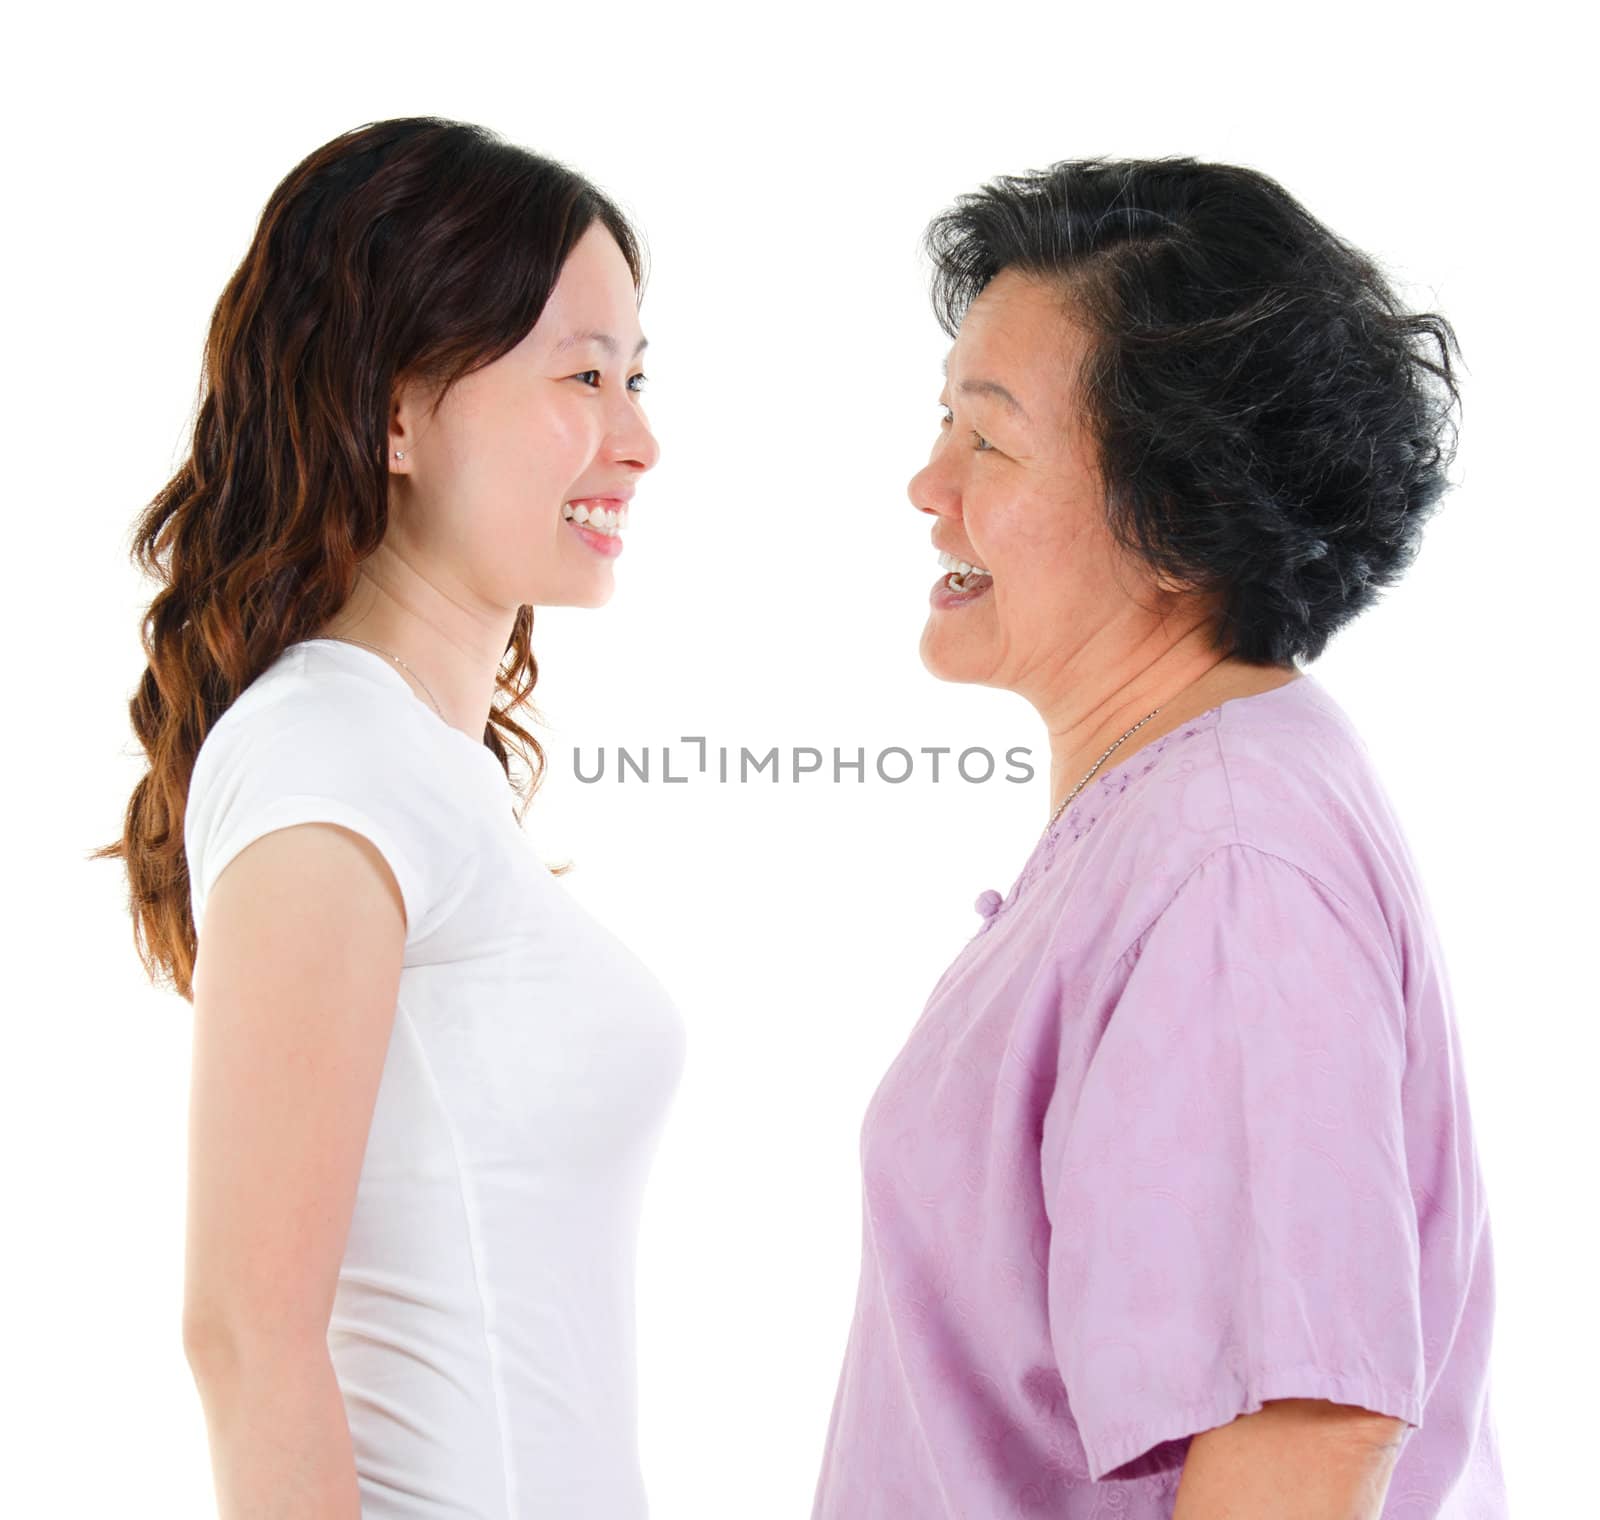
top-left (614, 402), bottom-right (660, 473)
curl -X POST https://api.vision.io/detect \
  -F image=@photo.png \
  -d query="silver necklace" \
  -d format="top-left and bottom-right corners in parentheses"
top-left (319, 635), bottom-right (445, 719)
top-left (1045, 706), bottom-right (1163, 837)
top-left (321, 632), bottom-right (1159, 833)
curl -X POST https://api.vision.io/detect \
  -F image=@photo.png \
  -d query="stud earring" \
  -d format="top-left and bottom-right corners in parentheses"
top-left (393, 449), bottom-right (405, 460)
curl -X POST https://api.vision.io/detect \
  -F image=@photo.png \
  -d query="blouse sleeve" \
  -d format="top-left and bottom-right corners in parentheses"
top-left (184, 681), bottom-right (462, 947)
top-left (1044, 841), bottom-right (1424, 1483)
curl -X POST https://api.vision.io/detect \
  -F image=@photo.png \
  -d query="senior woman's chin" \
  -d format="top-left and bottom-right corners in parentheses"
top-left (919, 586), bottom-right (1000, 681)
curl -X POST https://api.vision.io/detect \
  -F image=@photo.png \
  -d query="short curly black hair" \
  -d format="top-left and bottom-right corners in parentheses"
top-left (923, 156), bottom-right (1464, 665)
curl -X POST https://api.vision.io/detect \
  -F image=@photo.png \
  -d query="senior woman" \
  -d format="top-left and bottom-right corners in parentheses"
top-left (810, 159), bottom-right (1506, 1520)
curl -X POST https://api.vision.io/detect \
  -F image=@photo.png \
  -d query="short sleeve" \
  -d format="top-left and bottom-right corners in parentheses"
top-left (1044, 842), bottom-right (1424, 1483)
top-left (184, 681), bottom-right (459, 946)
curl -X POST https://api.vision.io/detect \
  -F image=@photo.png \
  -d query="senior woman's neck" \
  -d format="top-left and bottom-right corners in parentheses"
top-left (1040, 652), bottom-right (1303, 824)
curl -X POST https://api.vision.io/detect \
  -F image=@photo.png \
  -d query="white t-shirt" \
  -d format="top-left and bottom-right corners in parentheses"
top-left (184, 637), bottom-right (687, 1518)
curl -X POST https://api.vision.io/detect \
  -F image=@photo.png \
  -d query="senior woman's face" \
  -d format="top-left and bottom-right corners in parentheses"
top-left (911, 269), bottom-right (1142, 694)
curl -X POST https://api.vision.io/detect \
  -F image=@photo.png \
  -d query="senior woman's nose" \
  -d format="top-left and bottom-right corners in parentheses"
top-left (908, 463), bottom-right (952, 517)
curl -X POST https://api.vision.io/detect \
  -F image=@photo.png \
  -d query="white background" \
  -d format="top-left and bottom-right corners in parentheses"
top-left (8, 1), bottom-right (1591, 1513)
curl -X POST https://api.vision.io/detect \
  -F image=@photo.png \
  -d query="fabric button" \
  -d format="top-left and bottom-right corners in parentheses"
top-left (974, 889), bottom-right (1003, 918)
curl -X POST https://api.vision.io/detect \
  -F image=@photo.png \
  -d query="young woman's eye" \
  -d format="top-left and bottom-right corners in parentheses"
top-left (938, 406), bottom-right (991, 452)
top-left (573, 370), bottom-right (649, 394)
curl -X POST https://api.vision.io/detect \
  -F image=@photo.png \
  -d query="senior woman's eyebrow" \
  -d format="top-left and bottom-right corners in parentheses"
top-left (941, 351), bottom-right (1030, 421)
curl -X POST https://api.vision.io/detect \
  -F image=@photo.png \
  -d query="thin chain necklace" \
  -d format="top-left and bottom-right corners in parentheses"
top-left (321, 632), bottom-right (1160, 832)
top-left (319, 635), bottom-right (445, 719)
top-left (1045, 706), bottom-right (1164, 838)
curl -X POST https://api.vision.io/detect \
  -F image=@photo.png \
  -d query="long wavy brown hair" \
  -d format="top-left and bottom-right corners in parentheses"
top-left (90, 116), bottom-right (645, 1003)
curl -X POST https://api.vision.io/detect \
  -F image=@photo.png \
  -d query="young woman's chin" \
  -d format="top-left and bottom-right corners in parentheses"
top-left (536, 575), bottom-right (615, 611)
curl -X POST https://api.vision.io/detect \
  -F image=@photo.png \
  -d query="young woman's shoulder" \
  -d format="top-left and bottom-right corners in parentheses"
top-left (185, 652), bottom-right (471, 945)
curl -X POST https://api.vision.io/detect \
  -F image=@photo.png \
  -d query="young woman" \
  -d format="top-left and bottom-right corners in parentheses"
top-left (100, 117), bottom-right (684, 1517)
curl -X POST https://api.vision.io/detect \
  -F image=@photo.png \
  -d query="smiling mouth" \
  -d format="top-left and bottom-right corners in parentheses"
top-left (937, 548), bottom-right (993, 592)
top-left (562, 500), bottom-right (628, 536)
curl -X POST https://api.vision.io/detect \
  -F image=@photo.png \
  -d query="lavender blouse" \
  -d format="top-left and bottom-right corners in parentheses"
top-left (811, 672), bottom-right (1507, 1518)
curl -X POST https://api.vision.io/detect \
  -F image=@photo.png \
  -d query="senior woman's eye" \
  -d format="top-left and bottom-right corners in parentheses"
top-left (938, 405), bottom-right (994, 452)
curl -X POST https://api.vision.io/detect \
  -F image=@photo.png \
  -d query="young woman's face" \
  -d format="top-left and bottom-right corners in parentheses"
top-left (389, 219), bottom-right (659, 610)
top-left (909, 269), bottom-right (1160, 699)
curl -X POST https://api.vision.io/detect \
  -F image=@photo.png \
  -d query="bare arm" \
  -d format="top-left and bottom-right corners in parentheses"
top-left (181, 820), bottom-right (410, 1519)
top-left (1173, 1397), bottom-right (1409, 1520)
top-left (183, 1340), bottom-right (362, 1519)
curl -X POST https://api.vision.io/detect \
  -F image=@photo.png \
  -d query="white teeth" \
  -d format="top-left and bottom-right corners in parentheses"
top-left (563, 502), bottom-right (629, 535)
top-left (938, 549), bottom-right (990, 577)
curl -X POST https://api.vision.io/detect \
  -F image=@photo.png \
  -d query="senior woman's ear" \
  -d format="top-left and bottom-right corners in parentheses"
top-left (1149, 563), bottom-right (1216, 601)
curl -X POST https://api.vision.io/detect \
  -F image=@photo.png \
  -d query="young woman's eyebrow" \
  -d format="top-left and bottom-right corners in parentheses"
top-left (555, 330), bottom-right (649, 357)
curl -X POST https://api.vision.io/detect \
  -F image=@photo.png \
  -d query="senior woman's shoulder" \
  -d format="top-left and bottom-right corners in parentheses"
top-left (1210, 672), bottom-right (1414, 894)
top-left (1064, 674), bottom-right (1421, 966)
